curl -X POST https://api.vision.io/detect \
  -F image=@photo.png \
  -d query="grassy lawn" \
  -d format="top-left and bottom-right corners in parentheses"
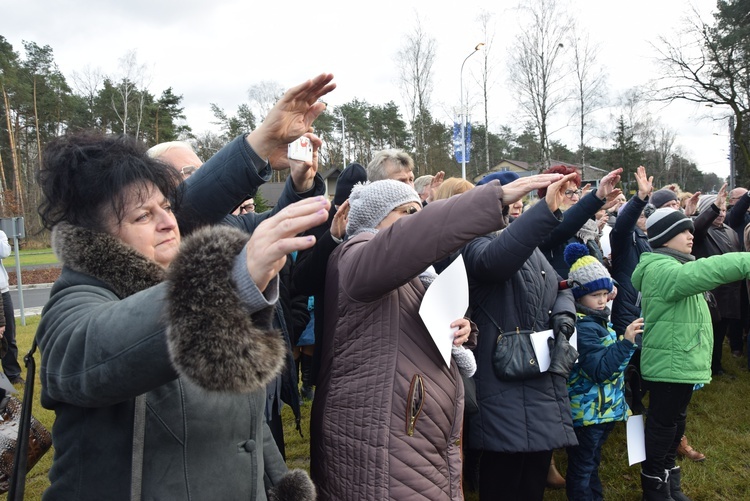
top-left (12, 315), bottom-right (750, 500)
top-left (3, 248), bottom-right (58, 268)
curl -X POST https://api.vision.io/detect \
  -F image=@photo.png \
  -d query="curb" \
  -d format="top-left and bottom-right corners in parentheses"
top-left (9, 283), bottom-right (54, 291)
top-left (14, 307), bottom-right (42, 318)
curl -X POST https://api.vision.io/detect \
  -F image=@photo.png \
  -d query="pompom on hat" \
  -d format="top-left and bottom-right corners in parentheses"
top-left (346, 180), bottom-right (421, 238)
top-left (564, 243), bottom-right (614, 299)
top-left (646, 208), bottom-right (694, 248)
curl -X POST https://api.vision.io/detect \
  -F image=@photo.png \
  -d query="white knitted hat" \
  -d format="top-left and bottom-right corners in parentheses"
top-left (346, 180), bottom-right (421, 237)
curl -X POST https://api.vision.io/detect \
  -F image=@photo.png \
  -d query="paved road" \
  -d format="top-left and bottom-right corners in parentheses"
top-left (9, 284), bottom-right (51, 318)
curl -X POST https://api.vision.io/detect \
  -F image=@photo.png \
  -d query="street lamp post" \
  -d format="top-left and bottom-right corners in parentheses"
top-left (729, 115), bottom-right (736, 191)
top-left (460, 43), bottom-right (484, 180)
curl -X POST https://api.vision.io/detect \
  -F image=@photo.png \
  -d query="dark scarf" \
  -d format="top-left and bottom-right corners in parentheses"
top-left (653, 246), bottom-right (695, 264)
top-left (575, 302), bottom-right (611, 323)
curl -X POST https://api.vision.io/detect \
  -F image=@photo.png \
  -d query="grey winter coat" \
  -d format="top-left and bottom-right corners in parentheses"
top-left (36, 224), bottom-right (314, 501)
top-left (311, 183), bottom-right (508, 501)
top-left (463, 200), bottom-right (578, 453)
top-left (35, 133), bottom-right (317, 501)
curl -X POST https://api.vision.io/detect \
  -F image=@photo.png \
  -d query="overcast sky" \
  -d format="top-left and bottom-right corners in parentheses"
top-left (3, 0), bottom-right (732, 181)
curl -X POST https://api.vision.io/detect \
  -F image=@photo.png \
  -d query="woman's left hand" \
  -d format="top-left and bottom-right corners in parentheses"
top-left (451, 317), bottom-right (472, 346)
top-left (245, 196), bottom-right (331, 291)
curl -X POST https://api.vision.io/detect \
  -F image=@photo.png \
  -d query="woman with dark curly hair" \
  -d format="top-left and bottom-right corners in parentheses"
top-left (34, 75), bottom-right (335, 501)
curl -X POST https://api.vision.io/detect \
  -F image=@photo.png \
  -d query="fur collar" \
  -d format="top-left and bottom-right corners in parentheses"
top-left (51, 222), bottom-right (286, 394)
top-left (52, 222), bottom-right (165, 298)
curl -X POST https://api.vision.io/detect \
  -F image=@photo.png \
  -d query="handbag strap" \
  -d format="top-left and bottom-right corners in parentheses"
top-left (131, 394), bottom-right (146, 501)
top-left (475, 302), bottom-right (504, 334)
top-left (7, 339), bottom-right (38, 501)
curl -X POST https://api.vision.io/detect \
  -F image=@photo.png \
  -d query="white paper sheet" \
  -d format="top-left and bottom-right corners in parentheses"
top-left (627, 414), bottom-right (647, 465)
top-left (530, 329), bottom-right (579, 372)
top-left (0, 371), bottom-right (18, 395)
top-left (418, 256), bottom-right (469, 367)
top-left (530, 330), bottom-right (555, 372)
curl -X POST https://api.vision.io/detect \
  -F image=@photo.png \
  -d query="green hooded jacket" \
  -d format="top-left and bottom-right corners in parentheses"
top-left (632, 251), bottom-right (750, 384)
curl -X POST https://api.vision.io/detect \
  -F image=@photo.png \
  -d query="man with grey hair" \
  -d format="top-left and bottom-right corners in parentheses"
top-left (146, 141), bottom-right (202, 179)
top-left (414, 175), bottom-right (433, 202)
top-left (366, 148), bottom-right (415, 187)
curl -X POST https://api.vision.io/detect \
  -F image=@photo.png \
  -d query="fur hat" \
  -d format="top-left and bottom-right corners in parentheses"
top-left (333, 162), bottom-right (367, 206)
top-left (646, 207), bottom-right (694, 248)
top-left (564, 243), bottom-right (614, 299)
top-left (476, 171), bottom-right (519, 186)
top-left (650, 188), bottom-right (679, 209)
top-left (346, 180), bottom-right (421, 237)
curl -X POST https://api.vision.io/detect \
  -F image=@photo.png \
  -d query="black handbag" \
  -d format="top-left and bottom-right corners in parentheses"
top-left (477, 304), bottom-right (542, 382)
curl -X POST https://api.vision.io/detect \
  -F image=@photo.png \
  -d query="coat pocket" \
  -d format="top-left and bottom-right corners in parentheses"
top-left (406, 374), bottom-right (425, 437)
top-left (680, 327), bottom-right (703, 353)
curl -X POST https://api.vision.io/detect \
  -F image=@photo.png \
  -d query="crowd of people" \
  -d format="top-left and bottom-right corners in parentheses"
top-left (21, 72), bottom-right (750, 500)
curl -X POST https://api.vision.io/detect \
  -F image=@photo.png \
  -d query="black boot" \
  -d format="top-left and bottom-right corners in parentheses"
top-left (668, 467), bottom-right (692, 501)
top-left (641, 471), bottom-right (674, 500)
top-left (300, 353), bottom-right (314, 401)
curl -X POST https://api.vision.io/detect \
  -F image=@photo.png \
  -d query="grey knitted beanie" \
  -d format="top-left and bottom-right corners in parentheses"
top-left (697, 194), bottom-right (717, 215)
top-left (650, 188), bottom-right (679, 209)
top-left (646, 207), bottom-right (694, 248)
top-left (346, 180), bottom-right (421, 237)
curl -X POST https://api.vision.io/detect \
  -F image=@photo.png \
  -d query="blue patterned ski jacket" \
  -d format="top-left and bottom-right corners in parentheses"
top-left (567, 308), bottom-right (636, 427)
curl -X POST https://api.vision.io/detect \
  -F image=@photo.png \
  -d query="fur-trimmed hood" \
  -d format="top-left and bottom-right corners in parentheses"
top-left (51, 222), bottom-right (286, 393)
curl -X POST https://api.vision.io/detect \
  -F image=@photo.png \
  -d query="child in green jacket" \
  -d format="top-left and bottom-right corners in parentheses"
top-left (632, 207), bottom-right (750, 501)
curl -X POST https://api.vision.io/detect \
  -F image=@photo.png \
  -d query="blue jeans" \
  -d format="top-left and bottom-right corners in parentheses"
top-left (565, 422), bottom-right (615, 501)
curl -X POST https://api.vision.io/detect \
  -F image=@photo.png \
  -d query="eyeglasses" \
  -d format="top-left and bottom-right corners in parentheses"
top-left (180, 165), bottom-right (198, 177)
top-left (393, 205), bottom-right (419, 216)
top-left (564, 189), bottom-right (582, 198)
top-left (239, 203), bottom-right (255, 213)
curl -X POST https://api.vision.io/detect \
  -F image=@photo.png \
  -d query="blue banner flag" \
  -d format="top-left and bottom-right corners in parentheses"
top-left (453, 121), bottom-right (471, 163)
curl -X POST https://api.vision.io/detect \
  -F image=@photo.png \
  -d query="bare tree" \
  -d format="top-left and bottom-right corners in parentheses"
top-left (71, 65), bottom-right (103, 118)
top-left (247, 80), bottom-right (284, 122)
top-left (111, 50), bottom-right (150, 138)
top-left (652, 4), bottom-right (750, 185)
top-left (396, 15), bottom-right (436, 174)
top-left (569, 24), bottom-right (607, 165)
top-left (508, 0), bottom-right (571, 166)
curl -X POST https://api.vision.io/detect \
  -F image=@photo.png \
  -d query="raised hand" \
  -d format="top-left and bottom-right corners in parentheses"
top-left (634, 166), bottom-right (653, 200)
top-left (596, 168), bottom-right (623, 199)
top-left (331, 199), bottom-right (350, 240)
top-left (427, 171), bottom-right (445, 203)
top-left (245, 196), bottom-right (331, 292)
top-left (684, 191), bottom-right (701, 217)
top-left (500, 173), bottom-right (564, 206)
top-left (601, 189), bottom-right (624, 210)
top-left (545, 173), bottom-right (579, 212)
top-left (285, 133), bottom-right (323, 192)
top-left (716, 183), bottom-right (728, 211)
top-left (246, 73), bottom-right (336, 160)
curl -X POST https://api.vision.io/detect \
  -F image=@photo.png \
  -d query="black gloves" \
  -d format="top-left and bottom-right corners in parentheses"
top-left (550, 313), bottom-right (576, 340)
top-left (547, 333), bottom-right (578, 379)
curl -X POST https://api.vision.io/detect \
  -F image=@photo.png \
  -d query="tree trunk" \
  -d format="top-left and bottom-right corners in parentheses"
top-left (2, 86), bottom-right (22, 214)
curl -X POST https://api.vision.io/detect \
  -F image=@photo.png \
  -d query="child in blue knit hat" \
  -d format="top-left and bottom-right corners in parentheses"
top-left (564, 242), bottom-right (642, 500)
